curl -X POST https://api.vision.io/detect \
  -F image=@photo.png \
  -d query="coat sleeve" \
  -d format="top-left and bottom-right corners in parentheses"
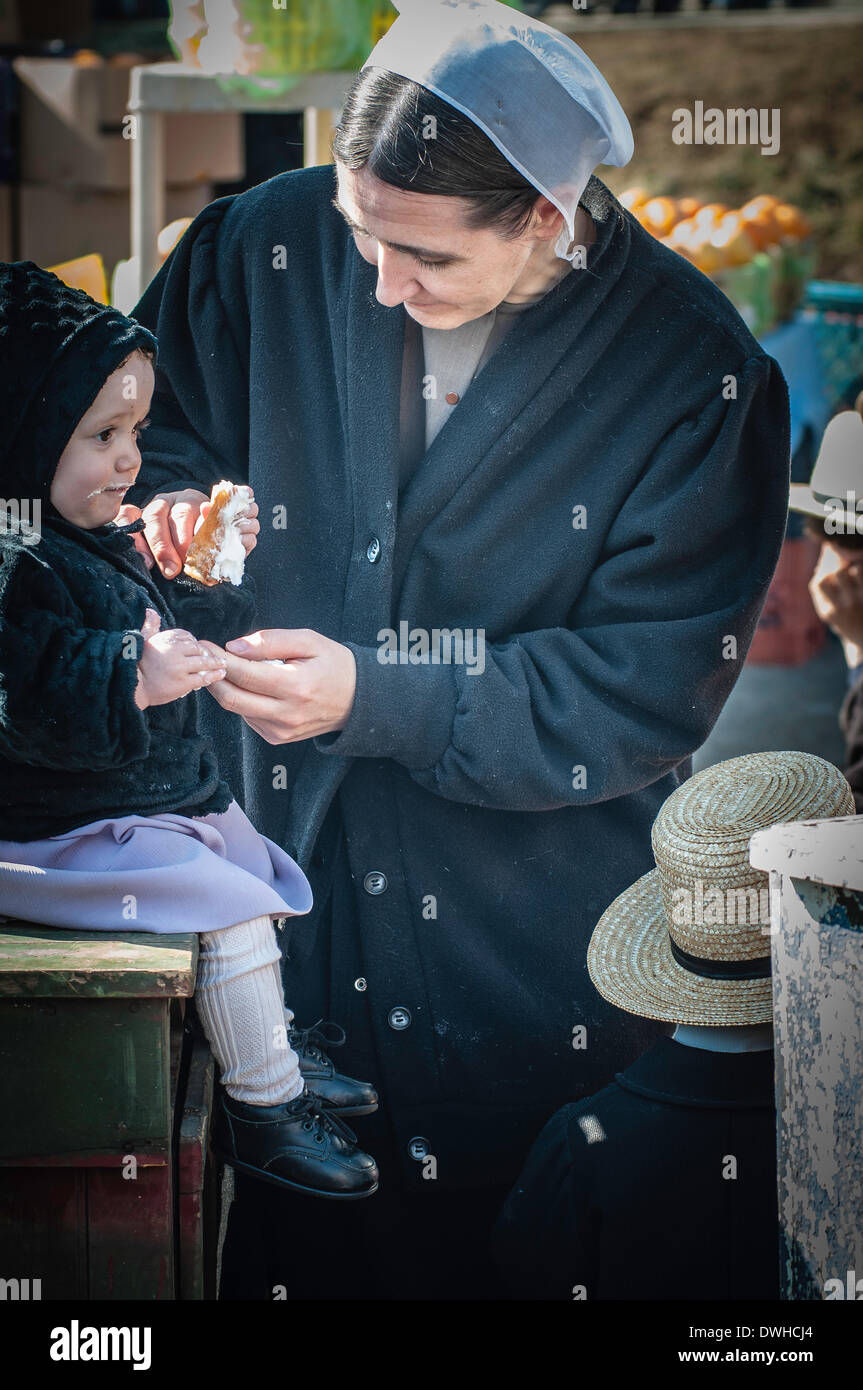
top-left (123, 195), bottom-right (251, 512)
top-left (839, 673), bottom-right (863, 813)
top-left (490, 1104), bottom-right (599, 1301)
top-left (121, 203), bottom-right (257, 644)
top-left (145, 564), bottom-right (258, 648)
top-left (0, 550), bottom-right (151, 771)
top-left (315, 354), bottom-right (791, 810)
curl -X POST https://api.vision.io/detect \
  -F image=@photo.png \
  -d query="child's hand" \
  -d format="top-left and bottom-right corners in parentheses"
top-left (133, 608), bottom-right (227, 710)
top-left (131, 486), bottom-right (259, 579)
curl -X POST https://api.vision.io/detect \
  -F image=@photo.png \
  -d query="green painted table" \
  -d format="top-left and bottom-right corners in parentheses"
top-left (0, 924), bottom-right (218, 1300)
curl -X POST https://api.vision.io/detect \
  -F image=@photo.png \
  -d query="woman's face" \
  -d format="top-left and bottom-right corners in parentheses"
top-left (334, 162), bottom-right (564, 329)
top-left (50, 351), bottom-right (154, 528)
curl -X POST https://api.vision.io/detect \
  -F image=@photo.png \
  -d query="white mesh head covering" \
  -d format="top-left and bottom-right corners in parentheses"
top-left (361, 0), bottom-right (633, 264)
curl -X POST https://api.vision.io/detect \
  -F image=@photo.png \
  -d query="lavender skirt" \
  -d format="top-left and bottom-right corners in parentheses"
top-left (0, 798), bottom-right (313, 935)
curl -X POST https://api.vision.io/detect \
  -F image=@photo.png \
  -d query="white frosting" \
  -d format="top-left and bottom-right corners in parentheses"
top-left (208, 484), bottom-right (252, 585)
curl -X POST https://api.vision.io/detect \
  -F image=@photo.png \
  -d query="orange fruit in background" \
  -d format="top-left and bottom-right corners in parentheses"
top-left (668, 216), bottom-right (698, 251)
top-left (662, 236), bottom-right (695, 264)
top-left (629, 190), bottom-right (809, 264)
top-left (772, 203), bottom-right (812, 240)
top-left (689, 235), bottom-right (723, 276)
top-left (741, 195), bottom-right (779, 217)
top-left (686, 202), bottom-right (728, 234)
top-left (710, 211), bottom-right (758, 268)
top-left (739, 195), bottom-right (782, 249)
top-left (619, 187), bottom-right (650, 212)
top-left (739, 205), bottom-right (778, 250)
top-left (640, 196), bottom-right (680, 238)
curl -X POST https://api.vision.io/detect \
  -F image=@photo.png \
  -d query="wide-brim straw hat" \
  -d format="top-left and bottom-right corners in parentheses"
top-left (788, 409), bottom-right (863, 533)
top-left (587, 750), bottom-right (856, 1025)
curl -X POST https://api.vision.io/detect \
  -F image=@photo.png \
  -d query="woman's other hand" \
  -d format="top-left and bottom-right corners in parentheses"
top-left (196, 629), bottom-right (357, 743)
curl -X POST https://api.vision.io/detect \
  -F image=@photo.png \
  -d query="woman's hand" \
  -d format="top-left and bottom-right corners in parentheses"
top-left (134, 609), bottom-right (227, 710)
top-left (115, 486), bottom-right (260, 579)
top-left (197, 629), bottom-right (358, 743)
top-left (809, 542), bottom-right (863, 670)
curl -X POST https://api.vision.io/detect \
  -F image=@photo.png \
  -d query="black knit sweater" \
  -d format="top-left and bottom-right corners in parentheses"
top-left (0, 512), bottom-right (255, 840)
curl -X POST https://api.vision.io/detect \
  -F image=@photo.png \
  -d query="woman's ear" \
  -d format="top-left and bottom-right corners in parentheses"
top-left (529, 196), bottom-right (565, 242)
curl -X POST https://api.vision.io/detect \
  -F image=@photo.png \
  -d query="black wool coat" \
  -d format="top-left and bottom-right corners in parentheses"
top-left (0, 511), bottom-right (255, 840)
top-left (492, 1037), bottom-right (780, 1301)
top-left (126, 165), bottom-right (791, 1190)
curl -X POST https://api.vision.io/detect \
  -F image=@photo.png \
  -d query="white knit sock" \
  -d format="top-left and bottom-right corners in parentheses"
top-left (196, 914), bottom-right (304, 1106)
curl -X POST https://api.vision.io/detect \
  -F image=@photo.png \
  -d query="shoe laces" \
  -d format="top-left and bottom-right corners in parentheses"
top-left (289, 1018), bottom-right (346, 1065)
top-left (289, 1088), bottom-right (358, 1147)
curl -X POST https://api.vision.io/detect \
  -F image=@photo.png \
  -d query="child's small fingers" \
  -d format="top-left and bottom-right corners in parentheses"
top-left (187, 669), bottom-right (227, 691)
top-left (182, 644), bottom-right (219, 662)
top-left (185, 659), bottom-right (225, 678)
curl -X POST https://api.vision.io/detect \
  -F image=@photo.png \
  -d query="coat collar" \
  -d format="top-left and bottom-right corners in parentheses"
top-left (614, 1036), bottom-right (776, 1109)
top-left (38, 510), bottom-right (172, 619)
top-left (342, 175), bottom-right (631, 606)
top-left (43, 512), bottom-right (146, 544)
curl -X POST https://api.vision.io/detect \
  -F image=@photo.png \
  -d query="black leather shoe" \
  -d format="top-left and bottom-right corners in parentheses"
top-left (213, 1086), bottom-right (379, 1199)
top-left (289, 1019), bottom-right (379, 1117)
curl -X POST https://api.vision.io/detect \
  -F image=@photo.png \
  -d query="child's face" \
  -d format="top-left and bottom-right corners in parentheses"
top-left (49, 351), bottom-right (155, 528)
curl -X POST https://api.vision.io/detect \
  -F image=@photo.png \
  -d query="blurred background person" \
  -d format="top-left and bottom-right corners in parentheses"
top-left (791, 397), bottom-right (863, 808)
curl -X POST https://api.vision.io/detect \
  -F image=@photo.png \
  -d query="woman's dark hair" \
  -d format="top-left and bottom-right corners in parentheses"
top-left (332, 68), bottom-right (542, 240)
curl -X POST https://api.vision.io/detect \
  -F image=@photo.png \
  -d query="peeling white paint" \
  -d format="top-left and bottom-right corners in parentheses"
top-left (751, 816), bottom-right (863, 1299)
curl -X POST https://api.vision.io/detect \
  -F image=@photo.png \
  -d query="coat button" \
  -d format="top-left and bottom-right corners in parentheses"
top-left (366, 537), bottom-right (381, 563)
top-left (408, 1136), bottom-right (430, 1160)
top-left (354, 977), bottom-right (368, 992)
top-left (388, 1006), bottom-right (411, 1030)
top-left (363, 871), bottom-right (387, 895)
top-left (445, 391), bottom-right (459, 405)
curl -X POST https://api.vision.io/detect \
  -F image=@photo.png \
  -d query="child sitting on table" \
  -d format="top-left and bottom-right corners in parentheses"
top-left (0, 263), bottom-right (378, 1200)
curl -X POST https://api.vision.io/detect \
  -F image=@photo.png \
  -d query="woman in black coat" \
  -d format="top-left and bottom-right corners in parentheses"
top-left (122, 35), bottom-right (791, 1296)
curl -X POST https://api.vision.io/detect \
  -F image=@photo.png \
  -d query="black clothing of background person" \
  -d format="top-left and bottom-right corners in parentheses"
top-left (492, 1037), bottom-right (780, 1301)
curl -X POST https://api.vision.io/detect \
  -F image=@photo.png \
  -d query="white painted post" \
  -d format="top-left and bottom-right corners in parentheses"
top-left (126, 65), bottom-right (352, 304)
top-left (130, 107), bottom-right (165, 301)
top-left (750, 815), bottom-right (863, 1300)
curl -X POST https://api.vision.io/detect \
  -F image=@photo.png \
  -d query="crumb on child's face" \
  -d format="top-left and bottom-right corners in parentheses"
top-left (49, 351), bottom-right (155, 528)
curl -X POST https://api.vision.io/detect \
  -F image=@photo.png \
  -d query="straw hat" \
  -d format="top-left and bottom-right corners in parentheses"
top-left (587, 750), bottom-right (856, 1025)
top-left (788, 408), bottom-right (863, 534)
